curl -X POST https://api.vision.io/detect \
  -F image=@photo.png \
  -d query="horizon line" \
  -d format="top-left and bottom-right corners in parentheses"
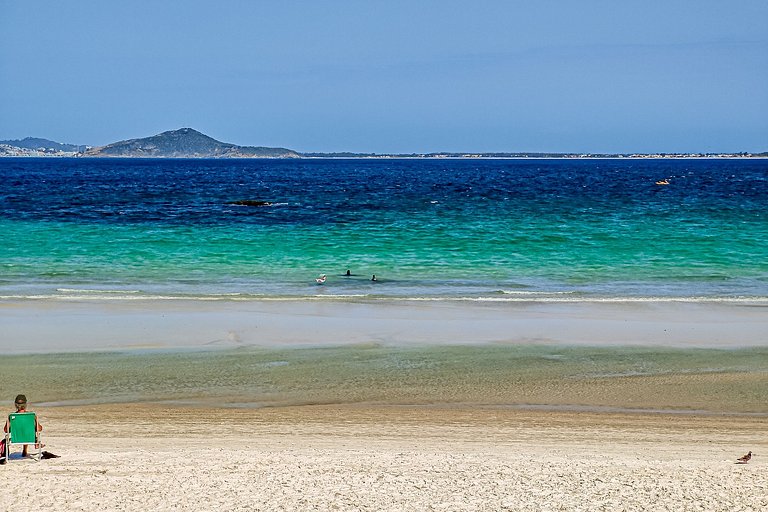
top-left (1, 129), bottom-right (765, 157)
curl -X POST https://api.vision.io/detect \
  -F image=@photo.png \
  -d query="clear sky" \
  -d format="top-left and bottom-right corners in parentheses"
top-left (1, 1), bottom-right (766, 153)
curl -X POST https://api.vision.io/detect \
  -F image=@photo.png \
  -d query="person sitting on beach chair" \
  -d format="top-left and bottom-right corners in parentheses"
top-left (1, 394), bottom-right (43, 463)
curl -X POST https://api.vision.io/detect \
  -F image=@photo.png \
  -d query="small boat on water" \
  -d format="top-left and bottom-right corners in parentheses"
top-left (655, 179), bottom-right (670, 185)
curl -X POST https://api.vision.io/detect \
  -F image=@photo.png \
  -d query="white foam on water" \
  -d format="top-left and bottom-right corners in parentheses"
top-left (2, 292), bottom-right (768, 305)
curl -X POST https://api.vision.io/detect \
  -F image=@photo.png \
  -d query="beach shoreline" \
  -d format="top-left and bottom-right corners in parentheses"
top-left (2, 298), bottom-right (767, 510)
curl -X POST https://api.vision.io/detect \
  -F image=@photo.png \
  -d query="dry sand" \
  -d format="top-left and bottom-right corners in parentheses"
top-left (1, 405), bottom-right (766, 511)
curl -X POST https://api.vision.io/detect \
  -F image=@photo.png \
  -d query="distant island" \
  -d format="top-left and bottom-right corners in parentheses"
top-left (83, 128), bottom-right (300, 158)
top-left (1, 128), bottom-right (765, 159)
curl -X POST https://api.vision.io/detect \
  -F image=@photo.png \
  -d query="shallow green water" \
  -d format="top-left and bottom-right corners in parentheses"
top-left (2, 345), bottom-right (766, 414)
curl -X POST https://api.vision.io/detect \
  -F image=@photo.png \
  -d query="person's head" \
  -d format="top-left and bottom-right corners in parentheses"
top-left (14, 394), bottom-right (27, 411)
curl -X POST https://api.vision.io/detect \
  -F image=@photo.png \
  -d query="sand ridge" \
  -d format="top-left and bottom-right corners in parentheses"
top-left (3, 299), bottom-right (768, 353)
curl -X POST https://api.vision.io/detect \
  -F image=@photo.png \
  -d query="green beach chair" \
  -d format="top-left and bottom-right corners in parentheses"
top-left (3, 412), bottom-right (42, 462)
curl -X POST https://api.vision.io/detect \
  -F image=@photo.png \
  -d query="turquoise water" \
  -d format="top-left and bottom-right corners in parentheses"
top-left (1, 158), bottom-right (766, 301)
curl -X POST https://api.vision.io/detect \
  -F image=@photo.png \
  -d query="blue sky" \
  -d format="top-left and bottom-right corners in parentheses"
top-left (1, 1), bottom-right (766, 153)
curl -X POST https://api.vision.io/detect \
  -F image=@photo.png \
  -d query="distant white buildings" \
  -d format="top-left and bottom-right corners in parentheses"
top-left (0, 144), bottom-right (83, 157)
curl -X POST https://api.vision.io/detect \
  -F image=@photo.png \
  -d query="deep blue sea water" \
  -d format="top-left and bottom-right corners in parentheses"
top-left (1, 157), bottom-right (766, 302)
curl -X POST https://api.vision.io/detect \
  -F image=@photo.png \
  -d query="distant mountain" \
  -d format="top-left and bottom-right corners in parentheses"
top-left (84, 128), bottom-right (299, 158)
top-left (0, 137), bottom-right (86, 153)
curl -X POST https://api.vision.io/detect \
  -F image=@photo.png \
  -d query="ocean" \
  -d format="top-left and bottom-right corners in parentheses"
top-left (1, 157), bottom-right (766, 303)
top-left (2, 156), bottom-right (767, 410)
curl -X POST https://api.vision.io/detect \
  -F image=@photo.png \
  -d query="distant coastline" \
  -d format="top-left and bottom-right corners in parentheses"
top-left (298, 153), bottom-right (768, 160)
top-left (2, 128), bottom-right (765, 159)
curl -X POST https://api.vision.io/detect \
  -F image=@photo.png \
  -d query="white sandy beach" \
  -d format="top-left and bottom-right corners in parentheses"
top-left (1, 405), bottom-right (766, 511)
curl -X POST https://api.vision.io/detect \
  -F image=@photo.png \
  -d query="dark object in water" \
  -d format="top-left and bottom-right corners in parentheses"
top-left (229, 200), bottom-right (272, 207)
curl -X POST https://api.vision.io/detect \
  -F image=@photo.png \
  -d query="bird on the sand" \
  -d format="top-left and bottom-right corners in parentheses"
top-left (736, 451), bottom-right (752, 464)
